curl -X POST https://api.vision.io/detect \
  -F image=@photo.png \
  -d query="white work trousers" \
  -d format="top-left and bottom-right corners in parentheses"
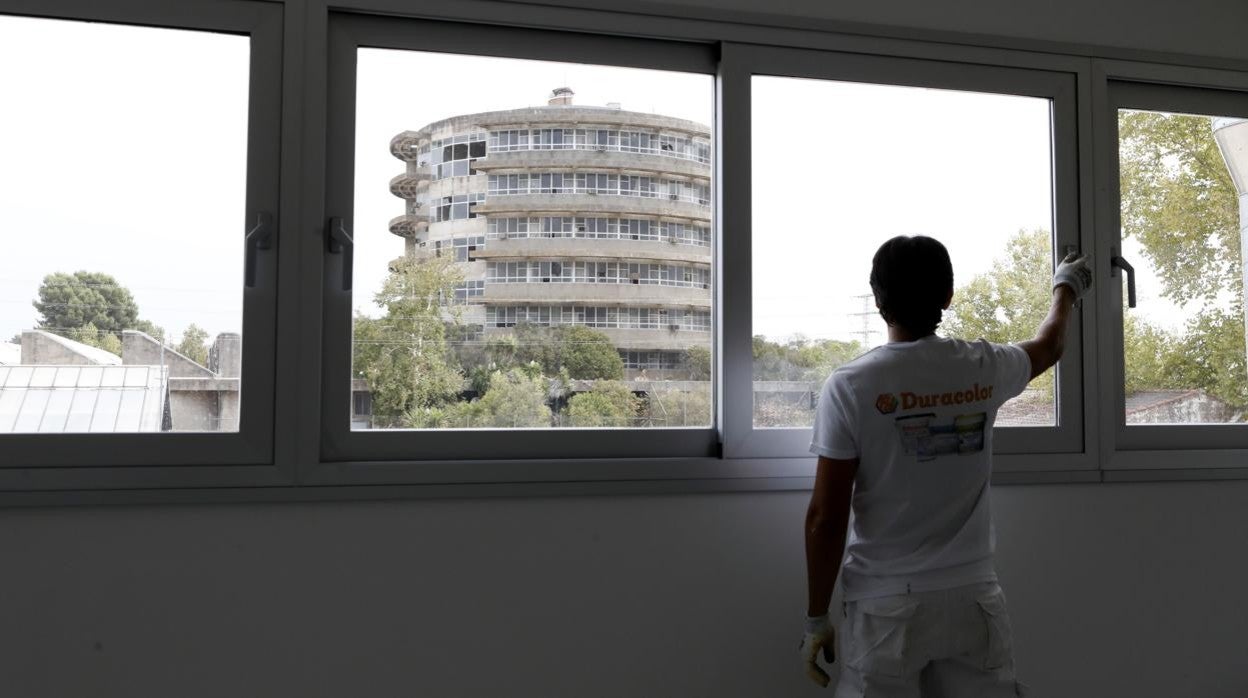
top-left (833, 582), bottom-right (1028, 698)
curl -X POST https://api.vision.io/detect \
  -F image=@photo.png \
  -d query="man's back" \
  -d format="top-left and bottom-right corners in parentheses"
top-left (812, 336), bottom-right (1031, 601)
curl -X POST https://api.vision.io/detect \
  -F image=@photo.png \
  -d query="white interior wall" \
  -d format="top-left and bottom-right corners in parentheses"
top-left (4, 0), bottom-right (1248, 695)
top-left (2, 482), bottom-right (1247, 697)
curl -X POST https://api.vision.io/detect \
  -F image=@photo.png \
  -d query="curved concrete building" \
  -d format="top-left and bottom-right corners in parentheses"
top-left (389, 88), bottom-right (712, 377)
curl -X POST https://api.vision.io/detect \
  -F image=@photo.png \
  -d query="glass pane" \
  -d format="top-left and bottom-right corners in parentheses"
top-left (751, 77), bottom-right (1056, 428)
top-left (1119, 109), bottom-right (1248, 425)
top-left (89, 391), bottom-right (123, 433)
top-left (0, 15), bottom-right (248, 434)
top-left (39, 390), bottom-right (74, 433)
top-left (66, 391), bottom-right (98, 432)
top-left (352, 49), bottom-right (713, 430)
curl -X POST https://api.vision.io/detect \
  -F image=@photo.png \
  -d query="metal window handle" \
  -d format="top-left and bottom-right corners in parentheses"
top-left (327, 217), bottom-right (354, 292)
top-left (1110, 248), bottom-right (1137, 308)
top-left (244, 212), bottom-right (273, 289)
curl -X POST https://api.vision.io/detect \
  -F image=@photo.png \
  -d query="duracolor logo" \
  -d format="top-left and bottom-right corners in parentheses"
top-left (875, 393), bottom-right (899, 414)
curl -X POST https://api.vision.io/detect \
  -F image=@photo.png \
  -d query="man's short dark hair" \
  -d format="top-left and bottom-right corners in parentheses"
top-left (869, 235), bottom-right (954, 336)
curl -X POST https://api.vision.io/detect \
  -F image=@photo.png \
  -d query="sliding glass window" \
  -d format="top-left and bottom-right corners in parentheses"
top-left (720, 44), bottom-right (1086, 467)
top-left (0, 2), bottom-right (281, 473)
top-left (320, 16), bottom-right (717, 465)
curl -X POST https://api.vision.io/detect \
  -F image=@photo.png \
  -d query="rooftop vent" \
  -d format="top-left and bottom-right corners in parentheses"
top-left (548, 86), bottom-right (574, 106)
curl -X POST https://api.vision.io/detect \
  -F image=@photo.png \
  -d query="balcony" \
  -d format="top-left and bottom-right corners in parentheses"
top-left (389, 130), bottom-right (431, 161)
top-left (472, 149), bottom-right (710, 180)
top-left (389, 171), bottom-right (432, 199)
top-left (388, 214), bottom-right (428, 237)
top-left (473, 237), bottom-right (711, 265)
top-left (482, 282), bottom-right (710, 308)
top-left (475, 193), bottom-right (710, 222)
top-left (483, 325), bottom-right (710, 352)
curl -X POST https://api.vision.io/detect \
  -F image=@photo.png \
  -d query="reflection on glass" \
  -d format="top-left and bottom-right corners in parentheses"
top-left (351, 50), bottom-right (714, 430)
top-left (1119, 109), bottom-right (1248, 425)
top-left (0, 15), bottom-right (249, 434)
top-left (751, 76), bottom-right (1056, 428)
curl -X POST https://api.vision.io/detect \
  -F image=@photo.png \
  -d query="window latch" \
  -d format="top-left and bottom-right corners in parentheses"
top-left (244, 212), bottom-right (273, 289)
top-left (327, 217), bottom-right (354, 292)
top-left (1110, 247), bottom-right (1137, 308)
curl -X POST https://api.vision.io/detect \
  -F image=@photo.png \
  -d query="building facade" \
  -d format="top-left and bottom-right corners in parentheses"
top-left (388, 88), bottom-right (712, 378)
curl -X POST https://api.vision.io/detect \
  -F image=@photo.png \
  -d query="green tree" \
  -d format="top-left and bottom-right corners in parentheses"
top-left (1119, 111), bottom-right (1241, 304)
top-left (752, 335), bottom-right (863, 381)
top-left (1119, 111), bottom-right (1246, 410)
top-left (176, 324), bottom-right (210, 365)
top-left (33, 270), bottom-right (164, 349)
top-left (356, 255), bottom-right (465, 420)
top-left (680, 345), bottom-right (712, 380)
top-left (477, 368), bottom-right (552, 428)
top-left (944, 229), bottom-right (1052, 346)
top-left (553, 325), bottom-right (624, 380)
top-left (566, 380), bottom-right (641, 427)
top-left (35, 271), bottom-right (138, 336)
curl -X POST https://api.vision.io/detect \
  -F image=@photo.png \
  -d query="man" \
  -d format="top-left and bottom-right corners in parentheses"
top-left (799, 235), bottom-right (1092, 696)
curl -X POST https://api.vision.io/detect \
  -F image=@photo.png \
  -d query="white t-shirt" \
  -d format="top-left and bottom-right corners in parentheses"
top-left (810, 335), bottom-right (1031, 601)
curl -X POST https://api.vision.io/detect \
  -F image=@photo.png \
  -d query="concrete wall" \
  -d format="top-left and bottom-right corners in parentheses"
top-left (121, 331), bottom-right (213, 379)
top-left (1, 482), bottom-right (1246, 697)
top-left (20, 330), bottom-right (121, 366)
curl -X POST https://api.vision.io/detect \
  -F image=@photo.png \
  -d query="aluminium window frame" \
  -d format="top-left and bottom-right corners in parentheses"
top-left (717, 42), bottom-right (1095, 474)
top-left (6, 1), bottom-right (1248, 505)
top-left (314, 13), bottom-right (720, 473)
top-left (0, 0), bottom-right (289, 489)
top-left (1095, 63), bottom-right (1248, 472)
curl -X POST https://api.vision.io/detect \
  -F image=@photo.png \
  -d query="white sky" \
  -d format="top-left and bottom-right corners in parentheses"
top-left (0, 16), bottom-right (1194, 349)
top-left (0, 16), bottom-right (248, 344)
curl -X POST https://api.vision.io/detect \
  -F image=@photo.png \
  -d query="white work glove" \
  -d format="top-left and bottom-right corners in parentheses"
top-left (1052, 252), bottom-right (1093, 300)
top-left (800, 614), bottom-right (837, 688)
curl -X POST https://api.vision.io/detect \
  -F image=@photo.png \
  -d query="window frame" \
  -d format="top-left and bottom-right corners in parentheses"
top-left (6, 0), bottom-right (1248, 503)
top-left (718, 42), bottom-right (1095, 474)
top-left (1097, 67), bottom-right (1248, 471)
top-left (0, 0), bottom-right (288, 487)
top-left (314, 13), bottom-right (720, 473)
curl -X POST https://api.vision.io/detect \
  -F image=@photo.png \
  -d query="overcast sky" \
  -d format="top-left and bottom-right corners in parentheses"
top-left (1, 16), bottom-right (1189, 351)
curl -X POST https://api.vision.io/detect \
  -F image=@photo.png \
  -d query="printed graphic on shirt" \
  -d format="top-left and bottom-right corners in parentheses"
top-left (894, 412), bottom-right (987, 460)
top-left (895, 383), bottom-right (994, 411)
top-left (875, 393), bottom-right (899, 414)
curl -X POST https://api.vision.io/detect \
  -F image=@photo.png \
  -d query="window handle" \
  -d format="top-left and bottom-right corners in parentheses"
top-left (1110, 247), bottom-right (1137, 308)
top-left (244, 212), bottom-right (273, 289)
top-left (327, 217), bottom-right (354, 292)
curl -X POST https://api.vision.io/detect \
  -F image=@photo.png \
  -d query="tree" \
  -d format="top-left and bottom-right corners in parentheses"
top-left (752, 335), bottom-right (863, 381)
top-left (474, 367), bottom-right (553, 428)
top-left (67, 322), bottom-right (122, 356)
top-left (1119, 111), bottom-right (1241, 305)
top-left (680, 345), bottom-right (712, 380)
top-left (566, 380), bottom-right (641, 427)
top-left (553, 325), bottom-right (624, 380)
top-left (355, 255), bottom-right (465, 420)
top-left (1119, 111), bottom-right (1247, 410)
top-left (32, 270), bottom-right (164, 349)
top-left (176, 324), bottom-right (210, 365)
top-left (35, 271), bottom-right (138, 335)
top-left (507, 324), bottom-right (624, 380)
top-left (944, 229), bottom-right (1052, 346)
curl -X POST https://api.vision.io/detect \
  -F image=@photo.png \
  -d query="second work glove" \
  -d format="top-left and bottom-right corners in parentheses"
top-left (800, 614), bottom-right (837, 688)
top-left (1053, 252), bottom-right (1094, 300)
